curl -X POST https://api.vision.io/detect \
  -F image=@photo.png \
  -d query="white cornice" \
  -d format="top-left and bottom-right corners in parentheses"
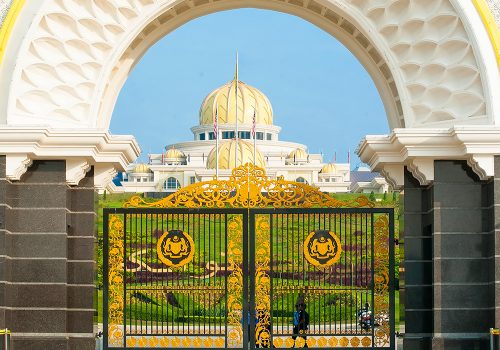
top-left (357, 126), bottom-right (500, 186)
top-left (0, 127), bottom-right (140, 182)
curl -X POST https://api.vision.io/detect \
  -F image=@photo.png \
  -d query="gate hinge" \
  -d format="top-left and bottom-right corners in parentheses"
top-left (394, 239), bottom-right (399, 246)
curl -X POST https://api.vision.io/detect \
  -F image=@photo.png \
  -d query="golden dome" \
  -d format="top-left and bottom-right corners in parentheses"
top-left (321, 163), bottom-right (337, 174)
top-left (133, 163), bottom-right (150, 173)
top-left (199, 80), bottom-right (273, 126)
top-left (165, 147), bottom-right (185, 159)
top-left (287, 148), bottom-right (308, 160)
top-left (207, 139), bottom-right (265, 169)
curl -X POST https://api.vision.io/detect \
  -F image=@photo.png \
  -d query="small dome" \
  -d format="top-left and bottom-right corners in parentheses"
top-left (165, 147), bottom-right (185, 159)
top-left (133, 163), bottom-right (150, 173)
top-left (321, 163), bottom-right (337, 174)
top-left (199, 79), bottom-right (273, 126)
top-left (207, 139), bottom-right (265, 170)
top-left (288, 148), bottom-right (308, 160)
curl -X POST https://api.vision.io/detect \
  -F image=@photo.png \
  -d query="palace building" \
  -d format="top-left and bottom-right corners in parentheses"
top-left (113, 78), bottom-right (388, 194)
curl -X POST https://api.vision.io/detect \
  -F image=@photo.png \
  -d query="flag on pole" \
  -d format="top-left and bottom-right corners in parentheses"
top-left (215, 105), bottom-right (219, 179)
top-left (213, 105), bottom-right (218, 137)
top-left (252, 107), bottom-right (256, 165)
top-left (348, 149), bottom-right (351, 164)
top-left (334, 151), bottom-right (336, 162)
top-left (251, 108), bottom-right (256, 138)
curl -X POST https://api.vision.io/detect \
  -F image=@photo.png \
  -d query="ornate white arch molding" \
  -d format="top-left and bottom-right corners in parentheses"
top-left (357, 126), bottom-right (500, 188)
top-left (2, 0), bottom-right (495, 129)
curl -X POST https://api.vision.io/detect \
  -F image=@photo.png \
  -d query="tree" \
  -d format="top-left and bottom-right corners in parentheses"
top-left (383, 191), bottom-right (387, 201)
top-left (369, 191), bottom-right (376, 201)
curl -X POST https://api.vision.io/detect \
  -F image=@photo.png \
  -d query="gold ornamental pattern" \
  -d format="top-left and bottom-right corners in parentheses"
top-left (303, 230), bottom-right (342, 268)
top-left (254, 215), bottom-right (272, 348)
top-left (156, 229), bottom-right (195, 268)
top-left (226, 215), bottom-right (244, 347)
top-left (374, 215), bottom-right (390, 347)
top-left (271, 335), bottom-right (371, 348)
top-left (125, 336), bottom-right (225, 348)
top-left (125, 163), bottom-right (374, 209)
top-left (108, 215), bottom-right (124, 347)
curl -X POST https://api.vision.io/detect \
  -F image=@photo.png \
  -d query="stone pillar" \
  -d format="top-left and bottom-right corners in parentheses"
top-left (403, 169), bottom-right (433, 350)
top-left (432, 160), bottom-right (493, 349)
top-left (0, 156), bottom-right (8, 332)
top-left (0, 159), bottom-right (95, 350)
top-left (66, 168), bottom-right (96, 350)
top-left (495, 156), bottom-right (500, 327)
top-left (403, 160), bottom-right (494, 350)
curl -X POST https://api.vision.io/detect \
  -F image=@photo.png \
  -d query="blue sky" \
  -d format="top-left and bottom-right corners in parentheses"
top-left (111, 9), bottom-right (388, 166)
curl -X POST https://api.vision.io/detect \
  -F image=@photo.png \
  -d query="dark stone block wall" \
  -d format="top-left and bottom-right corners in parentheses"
top-left (0, 157), bottom-right (96, 350)
top-left (403, 168), bottom-right (433, 350)
top-left (404, 160), bottom-right (495, 350)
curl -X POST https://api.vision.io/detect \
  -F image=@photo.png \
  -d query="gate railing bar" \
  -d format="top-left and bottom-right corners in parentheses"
top-left (103, 210), bottom-right (110, 350)
top-left (224, 213), bottom-right (228, 349)
top-left (123, 212), bottom-right (128, 346)
top-left (249, 211), bottom-right (256, 350)
top-left (371, 213), bottom-right (375, 348)
top-left (389, 209), bottom-right (396, 350)
top-left (243, 212), bottom-right (250, 349)
top-left (270, 213), bottom-right (274, 348)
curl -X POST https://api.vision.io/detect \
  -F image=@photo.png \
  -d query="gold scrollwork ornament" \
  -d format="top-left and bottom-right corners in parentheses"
top-left (125, 163), bottom-right (374, 209)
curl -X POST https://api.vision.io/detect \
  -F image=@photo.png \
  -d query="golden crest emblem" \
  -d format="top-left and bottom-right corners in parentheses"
top-left (157, 229), bottom-right (195, 267)
top-left (303, 230), bottom-right (342, 267)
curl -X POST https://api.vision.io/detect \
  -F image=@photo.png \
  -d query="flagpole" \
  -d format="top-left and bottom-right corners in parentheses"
top-left (215, 105), bottom-right (219, 179)
top-left (234, 52), bottom-right (239, 167)
top-left (252, 107), bottom-right (256, 166)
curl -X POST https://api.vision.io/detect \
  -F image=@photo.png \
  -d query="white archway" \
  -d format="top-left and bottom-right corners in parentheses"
top-left (0, 0), bottom-right (498, 186)
top-left (0, 3), bottom-right (500, 349)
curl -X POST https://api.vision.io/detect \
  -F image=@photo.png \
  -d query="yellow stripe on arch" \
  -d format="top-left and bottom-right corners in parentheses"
top-left (0, 0), bottom-right (27, 65)
top-left (473, 0), bottom-right (500, 66)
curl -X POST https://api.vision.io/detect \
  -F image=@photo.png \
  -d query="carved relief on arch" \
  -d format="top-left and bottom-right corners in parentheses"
top-left (6, 0), bottom-right (488, 130)
top-left (347, 0), bottom-right (487, 126)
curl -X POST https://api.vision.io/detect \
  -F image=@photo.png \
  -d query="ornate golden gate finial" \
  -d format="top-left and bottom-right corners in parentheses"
top-left (125, 163), bottom-right (373, 208)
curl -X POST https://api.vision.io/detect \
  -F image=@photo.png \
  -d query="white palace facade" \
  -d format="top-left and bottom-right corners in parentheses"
top-left (114, 78), bottom-right (388, 194)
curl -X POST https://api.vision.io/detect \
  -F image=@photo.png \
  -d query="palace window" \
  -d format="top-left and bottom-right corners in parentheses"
top-left (165, 177), bottom-right (181, 190)
top-left (199, 133), bottom-right (206, 141)
top-left (256, 132), bottom-right (264, 140)
top-left (209, 132), bottom-right (215, 140)
top-left (190, 176), bottom-right (196, 184)
top-left (295, 177), bottom-right (308, 184)
top-left (222, 131), bottom-right (235, 139)
top-left (238, 131), bottom-right (251, 139)
top-left (266, 133), bottom-right (272, 140)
